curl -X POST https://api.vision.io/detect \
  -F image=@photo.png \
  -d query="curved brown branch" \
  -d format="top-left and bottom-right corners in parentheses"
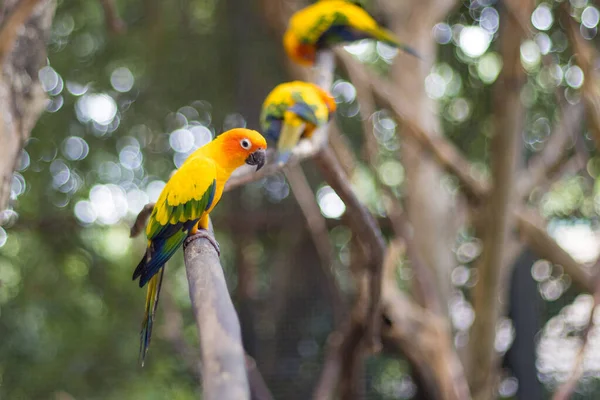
top-left (313, 330), bottom-right (345, 400)
top-left (183, 230), bottom-right (250, 400)
top-left (285, 164), bottom-right (345, 327)
top-left (314, 146), bottom-right (386, 351)
top-left (130, 203), bottom-right (155, 238)
top-left (516, 208), bottom-right (594, 293)
top-left (245, 354), bottom-right (275, 400)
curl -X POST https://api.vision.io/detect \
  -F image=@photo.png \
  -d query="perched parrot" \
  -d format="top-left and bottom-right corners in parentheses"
top-left (283, 0), bottom-right (418, 66)
top-left (132, 128), bottom-right (267, 365)
top-left (260, 81), bottom-right (336, 163)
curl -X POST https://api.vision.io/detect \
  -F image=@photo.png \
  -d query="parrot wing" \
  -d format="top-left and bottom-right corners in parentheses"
top-left (276, 98), bottom-right (323, 163)
top-left (289, 93), bottom-right (322, 126)
top-left (133, 157), bottom-right (217, 287)
top-left (261, 98), bottom-right (290, 143)
top-left (262, 117), bottom-right (283, 143)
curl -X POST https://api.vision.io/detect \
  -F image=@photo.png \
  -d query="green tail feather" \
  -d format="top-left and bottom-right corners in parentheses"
top-left (277, 119), bottom-right (306, 162)
top-left (139, 267), bottom-right (165, 366)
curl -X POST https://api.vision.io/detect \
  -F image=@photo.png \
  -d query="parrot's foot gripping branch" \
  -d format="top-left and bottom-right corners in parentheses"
top-left (184, 229), bottom-right (221, 256)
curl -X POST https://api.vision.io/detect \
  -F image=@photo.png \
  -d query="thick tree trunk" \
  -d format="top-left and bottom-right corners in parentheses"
top-left (0, 0), bottom-right (55, 212)
top-left (467, 3), bottom-right (532, 398)
top-left (380, 0), bottom-right (460, 313)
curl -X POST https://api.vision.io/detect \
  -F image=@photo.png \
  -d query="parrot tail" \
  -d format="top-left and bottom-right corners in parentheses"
top-left (372, 28), bottom-right (421, 59)
top-left (139, 267), bottom-right (165, 366)
top-left (277, 113), bottom-right (307, 164)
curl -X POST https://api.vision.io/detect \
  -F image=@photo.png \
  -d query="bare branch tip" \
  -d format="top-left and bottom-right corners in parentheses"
top-left (130, 203), bottom-right (155, 238)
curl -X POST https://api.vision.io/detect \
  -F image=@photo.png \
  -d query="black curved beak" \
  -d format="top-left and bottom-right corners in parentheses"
top-left (245, 149), bottom-right (266, 171)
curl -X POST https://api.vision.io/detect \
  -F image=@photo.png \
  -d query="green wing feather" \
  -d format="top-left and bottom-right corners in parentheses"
top-left (135, 158), bottom-right (218, 287)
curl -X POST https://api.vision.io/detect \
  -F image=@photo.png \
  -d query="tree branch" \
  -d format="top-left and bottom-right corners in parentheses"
top-left (313, 146), bottom-right (386, 351)
top-left (0, 0), bottom-right (54, 212)
top-left (284, 164), bottom-right (345, 327)
top-left (183, 229), bottom-right (250, 400)
top-left (130, 203), bottom-right (155, 237)
top-left (515, 208), bottom-right (594, 293)
top-left (245, 354), bottom-right (275, 400)
top-left (313, 330), bottom-right (345, 400)
top-left (467, 3), bottom-right (531, 397)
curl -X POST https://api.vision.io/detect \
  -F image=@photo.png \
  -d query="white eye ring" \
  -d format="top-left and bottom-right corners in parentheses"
top-left (240, 138), bottom-right (251, 150)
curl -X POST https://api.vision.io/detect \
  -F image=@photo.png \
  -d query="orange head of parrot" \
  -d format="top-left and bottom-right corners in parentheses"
top-left (217, 128), bottom-right (267, 171)
top-left (284, 30), bottom-right (316, 66)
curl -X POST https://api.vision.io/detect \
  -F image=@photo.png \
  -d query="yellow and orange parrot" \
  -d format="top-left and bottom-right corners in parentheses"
top-left (261, 81), bottom-right (336, 163)
top-left (132, 128), bottom-right (266, 365)
top-left (283, 0), bottom-right (418, 66)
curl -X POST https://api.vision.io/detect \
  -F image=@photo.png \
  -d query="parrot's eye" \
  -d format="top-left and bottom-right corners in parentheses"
top-left (240, 138), bottom-right (251, 150)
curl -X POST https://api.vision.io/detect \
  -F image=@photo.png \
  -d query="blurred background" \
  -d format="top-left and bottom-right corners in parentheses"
top-left (2, 0), bottom-right (600, 399)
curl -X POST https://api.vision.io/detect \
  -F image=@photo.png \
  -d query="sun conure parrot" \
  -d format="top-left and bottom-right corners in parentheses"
top-left (132, 128), bottom-right (266, 365)
top-left (260, 81), bottom-right (336, 163)
top-left (283, 0), bottom-right (418, 66)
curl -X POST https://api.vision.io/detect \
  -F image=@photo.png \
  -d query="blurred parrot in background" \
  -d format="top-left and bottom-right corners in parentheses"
top-left (260, 81), bottom-right (336, 163)
top-left (283, 0), bottom-right (418, 66)
top-left (132, 128), bottom-right (266, 365)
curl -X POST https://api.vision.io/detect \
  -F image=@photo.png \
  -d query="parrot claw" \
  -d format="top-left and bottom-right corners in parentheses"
top-left (184, 230), bottom-right (221, 256)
